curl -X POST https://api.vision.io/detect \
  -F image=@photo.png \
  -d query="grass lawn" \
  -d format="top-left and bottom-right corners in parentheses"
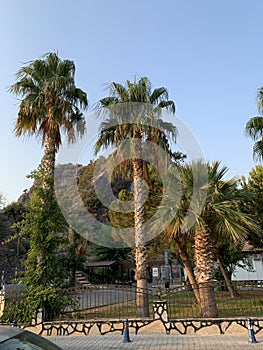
top-left (61, 286), bottom-right (263, 320)
top-left (163, 289), bottom-right (263, 318)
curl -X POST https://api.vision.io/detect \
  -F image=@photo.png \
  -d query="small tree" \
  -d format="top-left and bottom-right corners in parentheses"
top-left (17, 170), bottom-right (72, 322)
top-left (240, 165), bottom-right (263, 248)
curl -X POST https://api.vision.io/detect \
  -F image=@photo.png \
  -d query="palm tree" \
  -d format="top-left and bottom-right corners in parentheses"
top-left (0, 193), bottom-right (5, 208)
top-left (95, 77), bottom-right (177, 317)
top-left (9, 52), bottom-right (88, 188)
top-left (9, 53), bottom-right (88, 319)
top-left (160, 161), bottom-right (259, 317)
top-left (245, 87), bottom-right (263, 161)
top-left (163, 199), bottom-right (200, 302)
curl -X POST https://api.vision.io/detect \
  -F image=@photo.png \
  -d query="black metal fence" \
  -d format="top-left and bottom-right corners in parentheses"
top-left (165, 280), bottom-right (263, 319)
top-left (61, 280), bottom-right (263, 321)
top-left (61, 284), bottom-right (141, 320)
top-left (2, 280), bottom-right (263, 322)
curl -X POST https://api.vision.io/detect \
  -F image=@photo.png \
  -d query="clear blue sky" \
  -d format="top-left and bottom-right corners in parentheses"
top-left (0, 0), bottom-right (261, 204)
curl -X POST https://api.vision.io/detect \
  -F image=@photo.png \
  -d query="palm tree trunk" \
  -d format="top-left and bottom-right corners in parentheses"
top-left (174, 238), bottom-right (200, 303)
top-left (35, 133), bottom-right (56, 268)
top-left (68, 227), bottom-right (77, 286)
top-left (215, 248), bottom-right (239, 298)
top-left (133, 157), bottom-right (149, 318)
top-left (40, 132), bottom-right (56, 190)
top-left (195, 227), bottom-right (218, 317)
top-left (16, 237), bottom-right (21, 256)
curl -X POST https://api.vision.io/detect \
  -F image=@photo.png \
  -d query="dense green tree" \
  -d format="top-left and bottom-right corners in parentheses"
top-left (18, 170), bottom-right (71, 322)
top-left (4, 201), bottom-right (28, 256)
top-left (95, 77), bottom-right (177, 317)
top-left (93, 244), bottom-right (131, 262)
top-left (214, 241), bottom-right (246, 286)
top-left (109, 165), bottom-right (164, 231)
top-left (240, 165), bottom-right (263, 248)
top-left (0, 202), bottom-right (28, 286)
top-left (0, 193), bottom-right (6, 241)
top-left (63, 227), bottom-right (86, 286)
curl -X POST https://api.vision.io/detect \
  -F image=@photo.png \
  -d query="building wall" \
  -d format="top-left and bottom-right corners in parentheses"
top-left (232, 254), bottom-right (263, 281)
top-left (0, 293), bottom-right (4, 318)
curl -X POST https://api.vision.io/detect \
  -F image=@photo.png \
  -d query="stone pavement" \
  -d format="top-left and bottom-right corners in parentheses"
top-left (48, 334), bottom-right (263, 349)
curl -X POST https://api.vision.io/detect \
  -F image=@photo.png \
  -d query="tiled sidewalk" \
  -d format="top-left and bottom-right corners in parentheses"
top-left (48, 334), bottom-right (263, 350)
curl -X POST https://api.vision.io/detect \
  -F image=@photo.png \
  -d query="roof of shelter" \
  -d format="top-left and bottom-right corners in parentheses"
top-left (85, 260), bottom-right (116, 267)
top-left (242, 241), bottom-right (263, 253)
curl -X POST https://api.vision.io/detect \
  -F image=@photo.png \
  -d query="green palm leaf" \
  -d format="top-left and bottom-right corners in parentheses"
top-left (10, 52), bottom-right (88, 187)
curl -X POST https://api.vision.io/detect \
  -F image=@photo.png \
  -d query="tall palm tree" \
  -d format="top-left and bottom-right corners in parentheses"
top-left (160, 161), bottom-right (259, 317)
top-left (95, 77), bottom-right (177, 317)
top-left (9, 52), bottom-right (88, 188)
top-left (9, 53), bottom-right (88, 319)
top-left (245, 87), bottom-right (263, 161)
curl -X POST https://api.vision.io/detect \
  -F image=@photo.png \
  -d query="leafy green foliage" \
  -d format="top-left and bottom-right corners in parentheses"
top-left (214, 242), bottom-right (246, 281)
top-left (10, 52), bottom-right (88, 150)
top-left (15, 169), bottom-right (73, 322)
top-left (1, 294), bottom-right (33, 325)
top-left (108, 164), bottom-right (163, 228)
top-left (0, 286), bottom-right (73, 325)
top-left (239, 165), bottom-right (263, 248)
top-left (0, 192), bottom-right (5, 209)
top-left (23, 191), bottom-right (66, 285)
top-left (62, 244), bottom-right (86, 286)
top-left (245, 87), bottom-right (263, 161)
top-left (92, 244), bottom-right (131, 262)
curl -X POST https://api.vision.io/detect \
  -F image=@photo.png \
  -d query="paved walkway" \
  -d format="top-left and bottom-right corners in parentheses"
top-left (48, 334), bottom-right (263, 349)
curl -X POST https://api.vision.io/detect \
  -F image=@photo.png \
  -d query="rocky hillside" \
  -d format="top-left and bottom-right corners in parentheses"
top-left (0, 158), bottom-right (154, 285)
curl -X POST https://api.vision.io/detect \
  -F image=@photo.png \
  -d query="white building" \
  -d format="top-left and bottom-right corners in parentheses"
top-left (231, 242), bottom-right (263, 281)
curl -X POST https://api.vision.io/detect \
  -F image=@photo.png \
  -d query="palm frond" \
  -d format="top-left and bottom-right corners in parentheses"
top-left (252, 140), bottom-right (263, 162)
top-left (256, 87), bottom-right (263, 114)
top-left (99, 97), bottom-right (119, 109)
top-left (150, 87), bottom-right (168, 104)
top-left (10, 52), bottom-right (88, 150)
top-left (157, 100), bottom-right (176, 113)
top-left (111, 82), bottom-right (129, 101)
top-left (245, 116), bottom-right (263, 140)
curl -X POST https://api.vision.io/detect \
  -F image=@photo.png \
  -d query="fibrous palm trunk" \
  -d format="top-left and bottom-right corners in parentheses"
top-left (40, 133), bottom-right (56, 190)
top-left (68, 227), bottom-right (77, 286)
top-left (174, 238), bottom-right (200, 303)
top-left (133, 156), bottom-right (149, 318)
top-left (194, 227), bottom-right (218, 317)
top-left (215, 248), bottom-right (239, 298)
